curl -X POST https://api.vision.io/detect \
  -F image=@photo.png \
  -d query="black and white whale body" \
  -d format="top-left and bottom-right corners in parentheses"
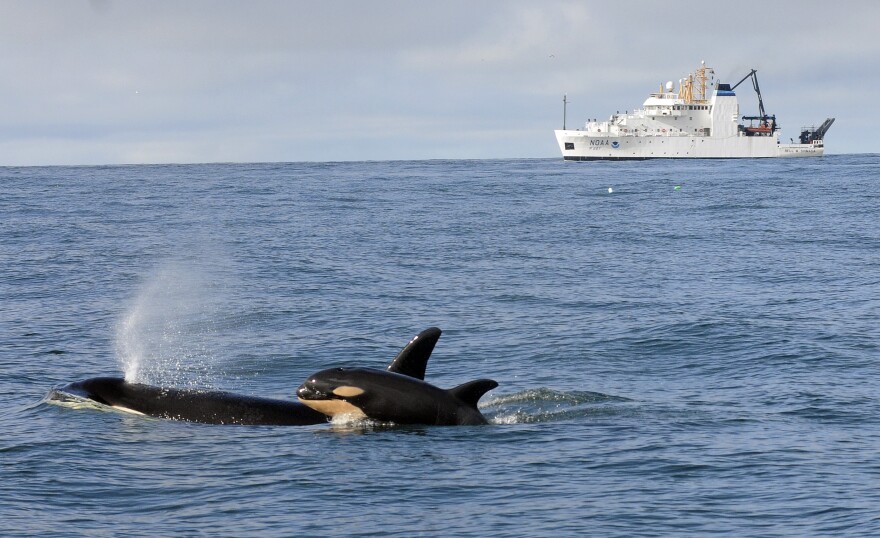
top-left (297, 368), bottom-right (498, 425)
top-left (297, 328), bottom-right (498, 425)
top-left (57, 377), bottom-right (329, 425)
top-left (53, 327), bottom-right (445, 426)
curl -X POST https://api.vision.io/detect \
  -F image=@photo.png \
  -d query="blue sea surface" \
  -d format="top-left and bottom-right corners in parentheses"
top-left (2, 156), bottom-right (880, 536)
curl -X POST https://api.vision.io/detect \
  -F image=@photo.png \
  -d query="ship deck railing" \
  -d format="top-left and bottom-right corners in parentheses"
top-left (574, 129), bottom-right (708, 138)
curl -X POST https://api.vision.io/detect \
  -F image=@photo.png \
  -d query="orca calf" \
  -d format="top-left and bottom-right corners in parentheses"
top-left (54, 327), bottom-right (444, 426)
top-left (297, 329), bottom-right (498, 425)
top-left (297, 368), bottom-right (498, 425)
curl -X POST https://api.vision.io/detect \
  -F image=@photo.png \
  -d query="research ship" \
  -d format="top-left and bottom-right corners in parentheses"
top-left (555, 62), bottom-right (834, 160)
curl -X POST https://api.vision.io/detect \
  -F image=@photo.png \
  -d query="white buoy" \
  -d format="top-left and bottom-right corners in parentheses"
top-left (608, 187), bottom-right (613, 193)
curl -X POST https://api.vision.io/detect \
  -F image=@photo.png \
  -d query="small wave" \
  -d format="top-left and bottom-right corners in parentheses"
top-left (777, 405), bottom-right (858, 423)
top-left (44, 387), bottom-right (109, 413)
top-left (482, 387), bottom-right (630, 407)
top-left (490, 411), bottom-right (534, 425)
top-left (329, 413), bottom-right (372, 426)
top-left (482, 387), bottom-right (633, 424)
top-left (322, 415), bottom-right (409, 434)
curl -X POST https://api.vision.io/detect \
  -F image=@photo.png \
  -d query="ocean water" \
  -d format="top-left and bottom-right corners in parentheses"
top-left (2, 155), bottom-right (879, 536)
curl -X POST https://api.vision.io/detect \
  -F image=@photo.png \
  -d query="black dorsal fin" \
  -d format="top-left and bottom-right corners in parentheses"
top-left (448, 379), bottom-right (498, 408)
top-left (386, 327), bottom-right (441, 380)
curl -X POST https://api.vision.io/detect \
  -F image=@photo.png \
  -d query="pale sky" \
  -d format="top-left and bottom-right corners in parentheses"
top-left (1, 0), bottom-right (877, 165)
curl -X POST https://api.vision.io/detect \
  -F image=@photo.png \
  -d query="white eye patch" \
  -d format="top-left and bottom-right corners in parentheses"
top-left (332, 386), bottom-right (365, 398)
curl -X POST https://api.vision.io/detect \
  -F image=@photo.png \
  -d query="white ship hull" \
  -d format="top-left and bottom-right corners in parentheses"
top-left (555, 130), bottom-right (825, 160)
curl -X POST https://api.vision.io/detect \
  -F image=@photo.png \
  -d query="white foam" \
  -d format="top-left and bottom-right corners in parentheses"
top-left (490, 413), bottom-right (529, 425)
top-left (330, 412), bottom-right (374, 426)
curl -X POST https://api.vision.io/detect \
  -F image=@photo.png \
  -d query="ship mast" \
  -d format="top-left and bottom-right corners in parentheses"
top-left (695, 61), bottom-right (713, 103)
top-left (679, 75), bottom-right (693, 103)
top-left (562, 94), bottom-right (568, 130)
top-left (677, 62), bottom-right (713, 104)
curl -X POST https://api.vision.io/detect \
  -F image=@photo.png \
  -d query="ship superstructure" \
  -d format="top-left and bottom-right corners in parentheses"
top-left (555, 62), bottom-right (833, 160)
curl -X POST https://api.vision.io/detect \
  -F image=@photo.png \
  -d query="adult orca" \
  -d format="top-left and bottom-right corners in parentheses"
top-left (296, 329), bottom-right (498, 425)
top-left (52, 327), bottom-right (444, 426)
top-left (55, 377), bottom-right (329, 425)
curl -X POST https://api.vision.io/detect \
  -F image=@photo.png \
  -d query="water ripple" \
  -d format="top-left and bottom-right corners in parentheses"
top-left (3, 156), bottom-right (880, 536)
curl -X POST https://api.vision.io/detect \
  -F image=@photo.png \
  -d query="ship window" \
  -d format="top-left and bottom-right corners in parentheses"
top-left (564, 142), bottom-right (574, 150)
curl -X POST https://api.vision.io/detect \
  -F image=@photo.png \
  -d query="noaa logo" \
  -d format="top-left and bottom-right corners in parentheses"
top-left (611, 141), bottom-right (620, 149)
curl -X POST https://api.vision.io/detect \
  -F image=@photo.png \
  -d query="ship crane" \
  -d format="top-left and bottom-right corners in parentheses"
top-left (799, 117), bottom-right (835, 144)
top-left (731, 69), bottom-right (777, 135)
